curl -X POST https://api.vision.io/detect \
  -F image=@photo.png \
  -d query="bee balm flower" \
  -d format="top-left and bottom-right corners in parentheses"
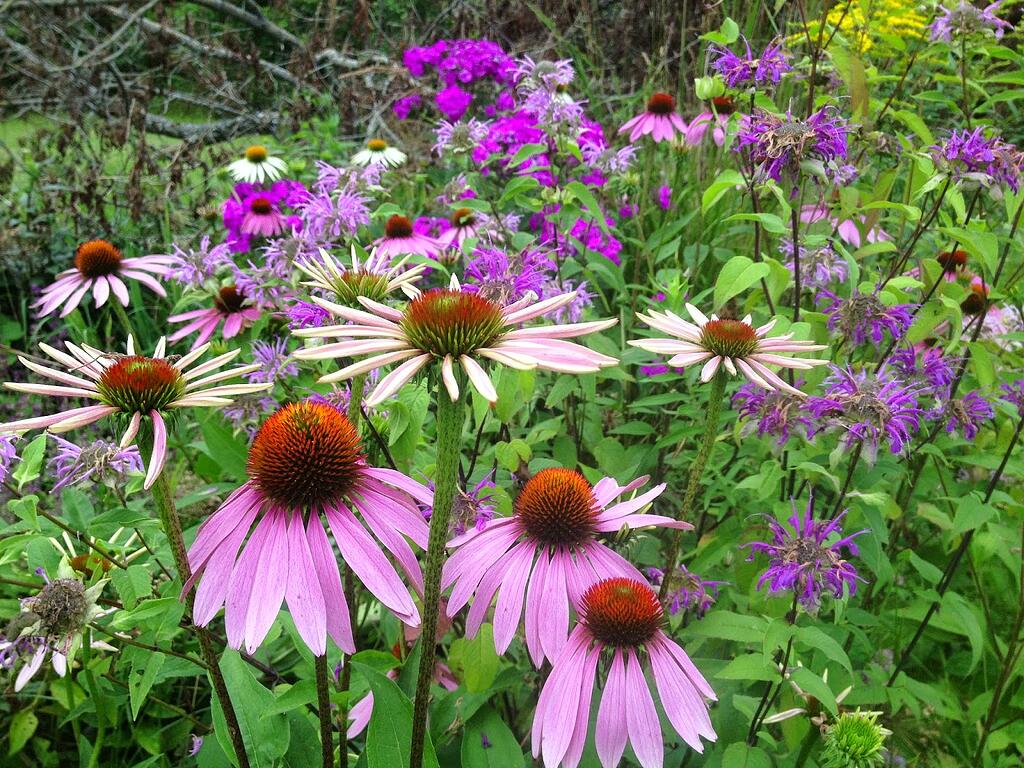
top-left (442, 468), bottom-right (689, 666)
top-left (0, 337), bottom-right (269, 488)
top-left (630, 304), bottom-right (827, 396)
top-left (294, 282), bottom-right (618, 406)
top-left (34, 240), bottom-right (174, 318)
top-left (183, 402), bottom-right (431, 655)
top-left (226, 145), bottom-right (287, 183)
top-left (532, 578), bottom-right (716, 767)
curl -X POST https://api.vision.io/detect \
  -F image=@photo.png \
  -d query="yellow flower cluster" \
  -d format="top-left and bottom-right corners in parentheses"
top-left (820, 0), bottom-right (928, 53)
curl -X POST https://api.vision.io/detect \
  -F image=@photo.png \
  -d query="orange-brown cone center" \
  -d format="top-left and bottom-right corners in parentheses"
top-left (245, 145), bottom-right (268, 163)
top-left (214, 285), bottom-right (248, 314)
top-left (385, 215), bottom-right (414, 239)
top-left (247, 402), bottom-right (365, 508)
top-left (514, 468), bottom-right (598, 546)
top-left (74, 240), bottom-right (123, 278)
top-left (580, 577), bottom-right (663, 647)
top-left (647, 92), bottom-right (676, 115)
top-left (400, 289), bottom-right (504, 357)
top-left (699, 318), bottom-right (759, 358)
top-left (97, 356), bottom-right (185, 412)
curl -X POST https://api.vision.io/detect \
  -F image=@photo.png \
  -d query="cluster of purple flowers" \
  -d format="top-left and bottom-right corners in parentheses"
top-left (0, 434), bottom-right (17, 484)
top-left (930, 1), bottom-right (1012, 42)
top-left (222, 181), bottom-right (306, 253)
top-left (818, 289), bottom-right (915, 347)
top-left (709, 38), bottom-right (790, 89)
top-left (747, 496), bottom-right (866, 611)
top-left (807, 366), bottom-right (924, 461)
top-left (462, 247), bottom-right (552, 305)
top-left (734, 383), bottom-right (812, 447)
top-left (931, 128), bottom-right (1021, 193)
top-left (48, 437), bottom-right (143, 491)
top-left (167, 236), bottom-right (234, 289)
top-left (645, 565), bottom-right (723, 618)
top-left (780, 238), bottom-right (848, 289)
top-left (737, 107), bottom-right (852, 190)
top-left (244, 338), bottom-right (298, 384)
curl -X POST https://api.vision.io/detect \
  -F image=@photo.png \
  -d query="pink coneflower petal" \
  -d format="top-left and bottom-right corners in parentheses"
top-left (625, 648), bottom-right (663, 767)
top-left (143, 410), bottom-right (167, 489)
top-left (242, 510), bottom-right (290, 653)
top-left (491, 541), bottom-right (535, 653)
top-left (224, 513), bottom-right (272, 648)
top-left (648, 638), bottom-right (715, 750)
top-left (365, 353), bottom-right (433, 406)
top-left (465, 540), bottom-right (530, 637)
top-left (596, 650), bottom-right (629, 766)
top-left (284, 510), bottom-right (327, 656)
top-left (107, 275), bottom-right (130, 305)
top-left (460, 354), bottom-right (498, 402)
top-left (441, 355), bottom-right (460, 400)
top-left (60, 280), bottom-right (92, 317)
top-left (193, 501), bottom-right (262, 625)
top-left (305, 515), bottom-right (355, 652)
top-left (352, 494), bottom-right (424, 593)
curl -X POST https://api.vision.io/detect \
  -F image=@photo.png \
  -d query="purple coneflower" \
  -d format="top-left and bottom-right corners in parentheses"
top-left (646, 565), bottom-right (723, 618)
top-left (375, 215), bottom-right (443, 259)
top-left (709, 37), bottom-right (790, 89)
top-left (630, 304), bottom-right (828, 396)
top-left (293, 280), bottom-right (618, 406)
top-left (746, 495), bottom-right (866, 611)
top-left (807, 366), bottom-right (923, 461)
top-left (0, 337), bottom-right (268, 488)
top-left (618, 92), bottom-right (688, 143)
top-left (685, 96), bottom-right (739, 147)
top-left (184, 401), bottom-right (432, 655)
top-left (436, 208), bottom-right (483, 251)
top-left (818, 289), bottom-right (914, 347)
top-left (49, 437), bottom-right (143, 491)
top-left (168, 286), bottom-right (261, 350)
top-left (34, 240), bottom-right (173, 319)
top-left (733, 382), bottom-right (811, 446)
top-left (294, 246), bottom-right (425, 307)
top-left (532, 578), bottom-right (716, 766)
top-left (443, 469), bottom-right (689, 666)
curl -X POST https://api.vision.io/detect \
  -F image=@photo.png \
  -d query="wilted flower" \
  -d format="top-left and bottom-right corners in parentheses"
top-left (423, 472), bottom-right (497, 535)
top-left (737, 107), bottom-right (851, 190)
top-left (818, 289), bottom-right (914, 347)
top-left (781, 239), bottom-right (848, 288)
top-left (807, 366), bottom-right (923, 461)
top-left (646, 565), bottom-right (723, 617)
top-left (734, 382), bottom-right (811, 446)
top-left (433, 119), bottom-right (491, 156)
top-left (747, 495), bottom-right (866, 611)
top-left (49, 437), bottom-right (143, 491)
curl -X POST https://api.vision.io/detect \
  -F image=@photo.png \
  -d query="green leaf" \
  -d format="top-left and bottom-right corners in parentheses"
top-left (129, 651), bottom-right (165, 721)
top-left (565, 181), bottom-right (610, 235)
top-left (795, 625), bottom-right (853, 673)
top-left (13, 434), bottom-right (47, 490)
top-left (702, 169), bottom-right (745, 213)
top-left (200, 419), bottom-right (248, 481)
top-left (8, 709), bottom-right (38, 756)
top-left (716, 653), bottom-right (778, 682)
top-left (686, 611), bottom-right (769, 643)
top-left (790, 667), bottom-right (837, 715)
top-left (8, 495), bottom-right (38, 528)
top-left (215, 650), bottom-right (291, 767)
top-left (264, 681), bottom-right (318, 717)
top-left (461, 706), bottom-right (525, 768)
top-left (110, 565), bottom-right (152, 610)
top-left (352, 661), bottom-right (440, 768)
top-left (461, 624), bottom-right (500, 693)
top-left (722, 742), bottom-right (772, 768)
top-left (505, 143), bottom-right (548, 169)
top-left (713, 255), bottom-right (770, 308)
top-left (952, 494), bottom-right (996, 534)
top-left (942, 592), bottom-right (984, 672)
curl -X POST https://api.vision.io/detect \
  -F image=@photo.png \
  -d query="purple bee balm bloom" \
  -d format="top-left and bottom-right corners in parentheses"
top-left (287, 299), bottom-right (332, 329)
top-left (807, 365), bottom-right (924, 461)
top-left (463, 247), bottom-right (553, 305)
top-left (298, 188), bottom-right (371, 243)
top-left (931, 2), bottom-right (1012, 41)
top-left (245, 338), bottom-right (298, 384)
top-left (780, 238), bottom-right (847, 288)
top-left (393, 93), bottom-right (422, 120)
top-left (167, 236), bottom-right (234, 289)
top-left (932, 128), bottom-right (1021, 192)
top-left (999, 379), bottom-right (1024, 417)
top-left (746, 495), bottom-right (867, 611)
top-left (930, 390), bottom-right (993, 439)
top-left (657, 185), bottom-right (673, 211)
top-left (433, 118), bottom-right (491, 157)
top-left (736, 107), bottom-right (850, 190)
top-left (49, 437), bottom-right (144, 491)
top-left (435, 85), bottom-right (474, 121)
top-left (733, 382), bottom-right (811, 447)
top-left (645, 565), bottom-right (724, 618)
top-left (0, 434), bottom-right (17, 484)
top-left (709, 37), bottom-right (791, 89)
top-left (188, 735), bottom-right (203, 757)
top-left (422, 472), bottom-right (497, 535)
top-left (514, 56), bottom-right (575, 93)
top-left (818, 289), bottom-right (915, 347)
top-left (889, 346), bottom-right (955, 393)
top-left (542, 278), bottom-right (594, 323)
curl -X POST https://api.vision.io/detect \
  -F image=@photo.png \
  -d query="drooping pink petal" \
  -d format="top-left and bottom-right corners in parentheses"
top-left (524, 549), bottom-right (549, 667)
top-left (625, 649), bottom-right (663, 768)
top-left (243, 508), bottom-right (290, 653)
top-left (307, 513), bottom-right (355, 652)
top-left (596, 650), bottom-right (629, 767)
top-left (351, 495), bottom-right (424, 594)
top-left (284, 510), bottom-right (328, 655)
top-left (537, 627), bottom-right (591, 767)
top-left (648, 637), bottom-right (715, 751)
top-left (491, 541), bottom-right (536, 654)
top-left (223, 512), bottom-right (274, 648)
top-left (143, 410), bottom-right (167, 490)
top-left (562, 645), bottom-right (600, 768)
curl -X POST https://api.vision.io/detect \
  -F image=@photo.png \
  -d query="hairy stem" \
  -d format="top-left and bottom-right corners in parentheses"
top-left (315, 654), bottom-right (334, 768)
top-left (409, 389), bottom-right (465, 768)
top-left (661, 372), bottom-right (727, 599)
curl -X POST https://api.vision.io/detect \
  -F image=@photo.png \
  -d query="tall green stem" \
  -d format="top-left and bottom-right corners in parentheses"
top-left (315, 654), bottom-right (334, 768)
top-left (409, 389), bottom-right (465, 768)
top-left (149, 469), bottom-right (251, 768)
top-left (660, 372), bottom-right (727, 599)
top-left (109, 300), bottom-right (136, 340)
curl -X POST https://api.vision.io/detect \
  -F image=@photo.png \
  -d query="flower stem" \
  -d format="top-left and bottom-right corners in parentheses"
top-left (315, 654), bottom-right (334, 768)
top-left (747, 594), bottom-right (799, 745)
top-left (409, 389), bottom-right (465, 768)
top-left (149, 472), bottom-right (251, 768)
top-left (109, 300), bottom-right (136, 340)
top-left (660, 371), bottom-right (727, 600)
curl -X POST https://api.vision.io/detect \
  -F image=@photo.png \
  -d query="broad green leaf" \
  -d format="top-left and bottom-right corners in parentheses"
top-left (129, 651), bottom-right (165, 720)
top-left (461, 706), bottom-right (525, 768)
top-left (714, 255), bottom-right (770, 309)
top-left (214, 650), bottom-right (290, 767)
top-left (795, 625), bottom-right (853, 673)
top-left (722, 742), bottom-right (772, 768)
top-left (461, 624), bottom-right (501, 693)
top-left (8, 709), bottom-right (38, 756)
top-left (505, 143), bottom-right (548, 169)
top-left (790, 667), bottom-right (837, 715)
top-left (686, 611), bottom-right (769, 643)
top-left (952, 494), bottom-right (996, 534)
top-left (716, 653), bottom-right (777, 682)
top-left (13, 434), bottom-right (47, 490)
top-left (565, 181), bottom-right (610, 235)
top-left (200, 418), bottom-right (248, 481)
top-left (352, 661), bottom-right (440, 768)
top-left (702, 169), bottom-right (745, 213)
